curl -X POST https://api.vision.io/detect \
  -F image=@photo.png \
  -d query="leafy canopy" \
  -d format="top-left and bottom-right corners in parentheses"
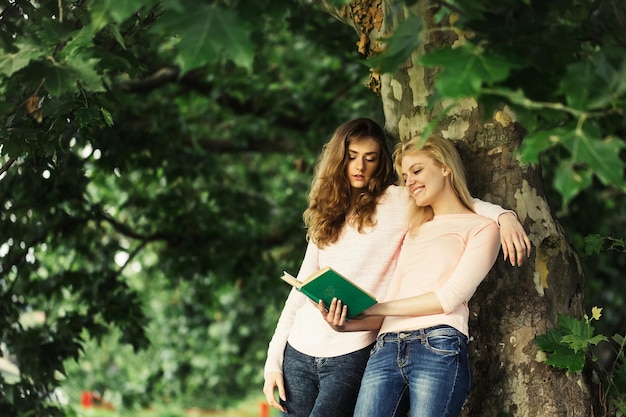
top-left (371, 0), bottom-right (626, 207)
top-left (0, 0), bottom-right (375, 413)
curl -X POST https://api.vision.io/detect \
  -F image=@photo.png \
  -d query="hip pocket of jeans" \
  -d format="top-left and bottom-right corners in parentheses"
top-left (424, 334), bottom-right (462, 356)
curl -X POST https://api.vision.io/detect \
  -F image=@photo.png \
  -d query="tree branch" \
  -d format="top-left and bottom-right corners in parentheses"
top-left (0, 157), bottom-right (17, 176)
top-left (118, 66), bottom-right (181, 92)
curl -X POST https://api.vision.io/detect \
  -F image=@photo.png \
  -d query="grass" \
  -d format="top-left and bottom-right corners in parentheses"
top-left (72, 395), bottom-right (279, 417)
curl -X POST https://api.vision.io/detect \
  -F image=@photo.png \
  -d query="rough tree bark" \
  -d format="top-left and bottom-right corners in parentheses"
top-left (316, 0), bottom-right (594, 415)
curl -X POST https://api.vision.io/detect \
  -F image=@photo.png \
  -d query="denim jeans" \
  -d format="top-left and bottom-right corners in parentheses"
top-left (280, 342), bottom-right (372, 417)
top-left (354, 325), bottom-right (470, 417)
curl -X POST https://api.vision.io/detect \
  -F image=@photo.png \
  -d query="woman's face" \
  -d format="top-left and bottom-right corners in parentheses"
top-left (345, 137), bottom-right (381, 190)
top-left (401, 150), bottom-right (450, 207)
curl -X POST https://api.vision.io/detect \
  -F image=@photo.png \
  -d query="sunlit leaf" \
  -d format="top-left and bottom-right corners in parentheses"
top-left (0, 41), bottom-right (40, 77)
top-left (100, 107), bottom-right (114, 127)
top-left (591, 306), bottom-right (603, 321)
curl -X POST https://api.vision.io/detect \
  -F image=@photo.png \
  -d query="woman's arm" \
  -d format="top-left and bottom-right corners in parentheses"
top-left (360, 220), bottom-right (501, 318)
top-left (264, 242), bottom-right (320, 375)
top-left (263, 241), bottom-right (321, 411)
top-left (317, 298), bottom-right (384, 332)
top-left (473, 198), bottom-right (531, 266)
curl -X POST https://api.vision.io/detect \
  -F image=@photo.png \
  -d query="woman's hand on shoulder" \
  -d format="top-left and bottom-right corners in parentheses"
top-left (497, 212), bottom-right (531, 267)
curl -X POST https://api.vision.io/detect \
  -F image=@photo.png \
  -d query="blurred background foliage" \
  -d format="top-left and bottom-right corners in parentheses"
top-left (0, 0), bottom-right (624, 415)
top-left (0, 0), bottom-right (380, 413)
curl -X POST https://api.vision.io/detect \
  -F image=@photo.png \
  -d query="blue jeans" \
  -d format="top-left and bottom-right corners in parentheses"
top-left (280, 342), bottom-right (372, 417)
top-left (354, 325), bottom-right (470, 417)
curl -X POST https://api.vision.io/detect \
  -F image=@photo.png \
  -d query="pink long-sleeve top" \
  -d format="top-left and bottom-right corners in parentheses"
top-left (264, 186), bottom-right (509, 375)
top-left (379, 213), bottom-right (501, 337)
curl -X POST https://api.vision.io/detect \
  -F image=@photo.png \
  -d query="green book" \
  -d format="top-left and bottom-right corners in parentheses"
top-left (281, 266), bottom-right (377, 320)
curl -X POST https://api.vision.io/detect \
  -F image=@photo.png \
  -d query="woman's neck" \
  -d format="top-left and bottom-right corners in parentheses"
top-left (430, 190), bottom-right (472, 216)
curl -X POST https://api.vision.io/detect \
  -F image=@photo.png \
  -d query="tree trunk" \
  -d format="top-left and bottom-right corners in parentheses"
top-left (316, 0), bottom-right (595, 415)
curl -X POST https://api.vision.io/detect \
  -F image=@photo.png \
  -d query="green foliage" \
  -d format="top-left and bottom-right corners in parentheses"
top-left (584, 235), bottom-right (626, 256)
top-left (520, 125), bottom-right (626, 207)
top-left (536, 311), bottom-right (606, 372)
top-left (152, 3), bottom-right (255, 72)
top-left (420, 42), bottom-right (513, 98)
top-left (376, 0), bottom-right (626, 208)
top-left (536, 308), bottom-right (626, 414)
top-left (1, 0), bottom-right (376, 414)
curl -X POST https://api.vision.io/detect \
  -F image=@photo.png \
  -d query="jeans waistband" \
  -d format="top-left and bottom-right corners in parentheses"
top-left (378, 325), bottom-right (464, 342)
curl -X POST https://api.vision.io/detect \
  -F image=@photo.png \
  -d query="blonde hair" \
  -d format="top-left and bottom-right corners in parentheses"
top-left (393, 135), bottom-right (475, 232)
top-left (304, 118), bottom-right (394, 247)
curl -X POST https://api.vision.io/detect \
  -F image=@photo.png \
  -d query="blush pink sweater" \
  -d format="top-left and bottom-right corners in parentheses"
top-left (264, 185), bottom-right (508, 375)
top-left (379, 213), bottom-right (501, 337)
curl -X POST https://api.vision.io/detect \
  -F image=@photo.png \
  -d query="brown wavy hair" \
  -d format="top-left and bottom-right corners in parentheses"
top-left (303, 118), bottom-right (395, 247)
top-left (393, 135), bottom-right (475, 233)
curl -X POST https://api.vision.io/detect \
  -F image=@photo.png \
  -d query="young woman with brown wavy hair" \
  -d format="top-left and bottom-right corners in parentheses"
top-left (263, 119), bottom-right (530, 417)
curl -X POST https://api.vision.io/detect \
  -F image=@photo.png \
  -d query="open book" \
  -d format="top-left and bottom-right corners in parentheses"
top-left (281, 266), bottom-right (377, 320)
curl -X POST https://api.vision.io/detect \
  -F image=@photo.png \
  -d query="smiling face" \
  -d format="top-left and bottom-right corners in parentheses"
top-left (401, 150), bottom-right (450, 209)
top-left (345, 137), bottom-right (381, 192)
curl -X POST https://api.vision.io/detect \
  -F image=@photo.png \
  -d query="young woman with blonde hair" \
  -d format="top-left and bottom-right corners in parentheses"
top-left (320, 134), bottom-right (509, 417)
top-left (264, 120), bottom-right (530, 417)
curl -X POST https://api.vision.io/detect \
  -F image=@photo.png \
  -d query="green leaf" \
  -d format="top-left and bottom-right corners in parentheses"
top-left (521, 123), bottom-right (626, 203)
top-left (518, 128), bottom-right (567, 164)
top-left (108, 24), bottom-right (126, 50)
top-left (535, 313), bottom-right (608, 373)
top-left (0, 41), bottom-right (40, 77)
top-left (368, 12), bottom-right (423, 73)
top-left (113, 0), bottom-right (157, 22)
top-left (559, 52), bottom-right (626, 110)
top-left (41, 58), bottom-right (104, 96)
top-left (73, 59), bottom-right (105, 92)
top-left (557, 314), bottom-right (607, 349)
top-left (560, 332), bottom-right (607, 353)
top-left (62, 25), bottom-right (98, 60)
top-left (553, 159), bottom-right (593, 208)
top-left (557, 314), bottom-right (587, 340)
top-left (536, 327), bottom-right (566, 352)
top-left (583, 234), bottom-right (606, 256)
top-left (90, 0), bottom-right (155, 24)
top-left (545, 345), bottom-right (586, 373)
top-left (535, 323), bottom-right (586, 372)
top-left (487, 87), bottom-right (532, 108)
top-left (100, 107), bottom-right (114, 127)
top-left (421, 43), bottom-right (513, 97)
top-left (560, 60), bottom-right (605, 111)
top-left (154, 5), bottom-right (254, 73)
top-left (560, 126), bottom-right (626, 190)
